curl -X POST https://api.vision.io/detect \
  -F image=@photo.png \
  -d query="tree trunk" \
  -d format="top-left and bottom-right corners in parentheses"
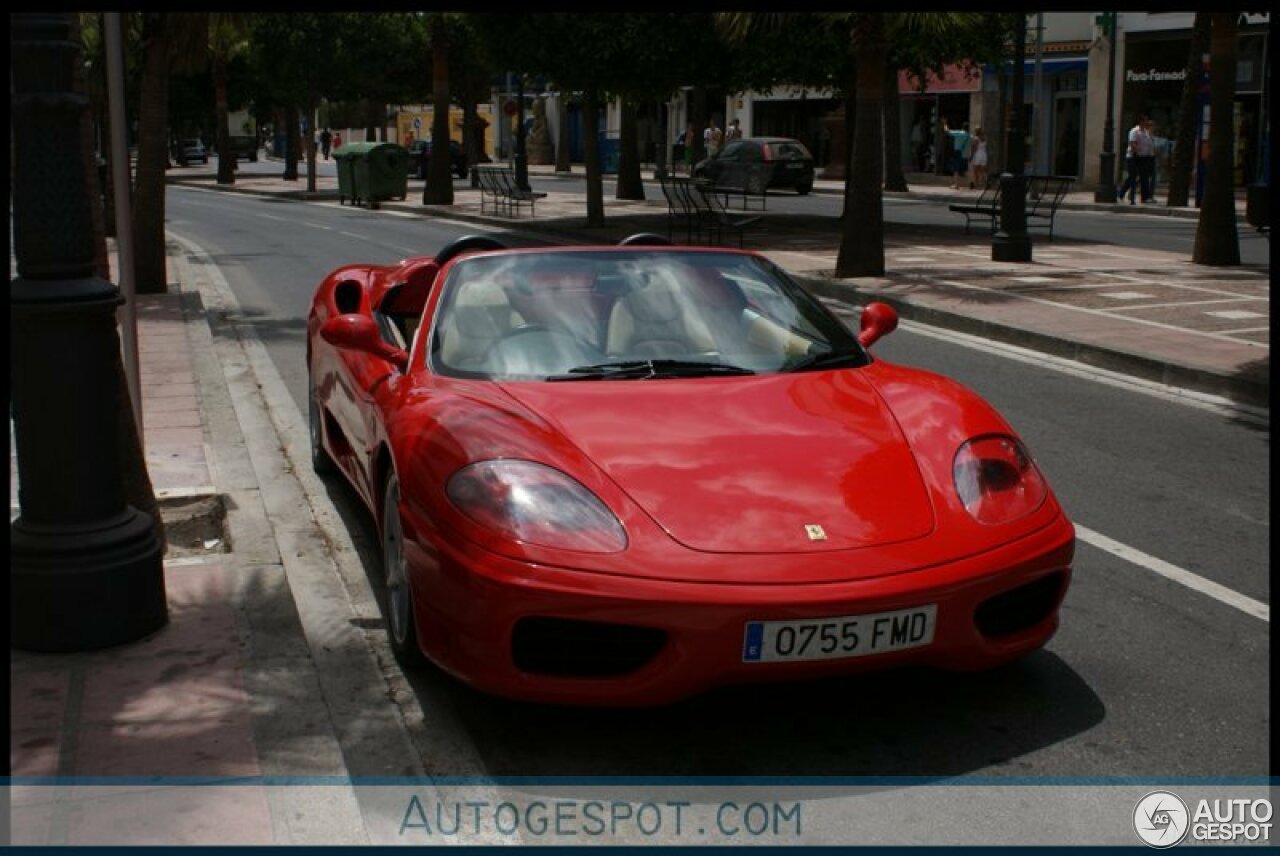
top-left (366, 98), bottom-right (382, 142)
top-left (215, 56), bottom-right (235, 185)
top-left (883, 57), bottom-right (908, 192)
top-left (462, 98), bottom-right (480, 186)
top-left (583, 87), bottom-right (604, 227)
top-left (616, 100), bottom-right (644, 200)
top-left (74, 14), bottom-right (164, 550)
top-left (283, 104), bottom-right (300, 180)
top-left (836, 13), bottom-right (886, 278)
top-left (305, 101), bottom-right (318, 193)
top-left (1192, 13), bottom-right (1240, 266)
top-left (424, 15), bottom-right (454, 205)
top-left (133, 13), bottom-right (171, 294)
top-left (556, 94), bottom-right (572, 172)
top-left (1166, 13), bottom-right (1210, 208)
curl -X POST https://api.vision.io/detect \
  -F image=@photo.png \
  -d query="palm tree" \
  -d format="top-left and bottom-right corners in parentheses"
top-left (133, 12), bottom-right (208, 293)
top-left (1192, 13), bottom-right (1240, 266)
top-left (720, 12), bottom-right (980, 277)
top-left (424, 13), bottom-right (454, 205)
top-left (210, 13), bottom-right (252, 186)
top-left (1167, 13), bottom-right (1211, 209)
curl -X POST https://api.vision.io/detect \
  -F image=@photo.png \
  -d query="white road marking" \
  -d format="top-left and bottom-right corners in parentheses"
top-left (1075, 524), bottom-right (1269, 622)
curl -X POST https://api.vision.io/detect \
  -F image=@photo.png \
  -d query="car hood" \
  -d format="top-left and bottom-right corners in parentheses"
top-left (498, 372), bottom-right (935, 554)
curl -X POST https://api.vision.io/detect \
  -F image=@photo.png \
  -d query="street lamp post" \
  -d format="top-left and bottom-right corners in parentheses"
top-left (993, 13), bottom-right (1032, 263)
top-left (10, 13), bottom-right (168, 651)
top-left (1095, 12), bottom-right (1119, 203)
top-left (514, 75), bottom-right (530, 192)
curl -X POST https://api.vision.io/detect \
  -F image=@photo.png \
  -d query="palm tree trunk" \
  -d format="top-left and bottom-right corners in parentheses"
top-left (1192, 14), bottom-right (1240, 265)
top-left (215, 56), bottom-right (235, 185)
top-left (883, 57), bottom-right (908, 192)
top-left (1166, 13), bottom-right (1210, 208)
top-left (836, 13), bottom-right (886, 278)
top-left (133, 13), bottom-right (171, 294)
top-left (556, 94), bottom-right (572, 173)
top-left (305, 101), bottom-right (318, 194)
top-left (283, 104), bottom-right (300, 180)
top-left (583, 87), bottom-right (604, 227)
top-left (424, 15), bottom-right (454, 205)
top-left (616, 100), bottom-right (644, 200)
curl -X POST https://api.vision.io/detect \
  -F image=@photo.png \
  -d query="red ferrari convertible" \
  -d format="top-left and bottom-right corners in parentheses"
top-left (307, 234), bottom-right (1074, 705)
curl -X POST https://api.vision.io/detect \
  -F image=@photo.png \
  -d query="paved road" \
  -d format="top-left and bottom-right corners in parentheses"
top-left (167, 184), bottom-right (1268, 779)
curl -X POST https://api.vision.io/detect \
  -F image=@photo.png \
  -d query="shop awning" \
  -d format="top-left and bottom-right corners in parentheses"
top-left (899, 63), bottom-right (982, 95)
top-left (990, 57), bottom-right (1090, 76)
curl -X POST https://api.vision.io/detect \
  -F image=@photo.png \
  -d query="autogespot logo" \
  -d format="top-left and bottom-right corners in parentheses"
top-left (1134, 791), bottom-right (1190, 848)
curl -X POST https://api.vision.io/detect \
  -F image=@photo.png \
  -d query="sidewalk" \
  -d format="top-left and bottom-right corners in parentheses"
top-left (8, 157), bottom-right (1269, 844)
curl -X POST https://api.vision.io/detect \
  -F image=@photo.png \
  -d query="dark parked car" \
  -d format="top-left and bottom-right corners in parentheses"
top-left (407, 139), bottom-right (476, 180)
top-left (175, 138), bottom-right (207, 165)
top-left (694, 136), bottom-right (815, 195)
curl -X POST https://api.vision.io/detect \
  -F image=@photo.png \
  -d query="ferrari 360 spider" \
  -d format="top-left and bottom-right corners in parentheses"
top-left (306, 234), bottom-right (1074, 705)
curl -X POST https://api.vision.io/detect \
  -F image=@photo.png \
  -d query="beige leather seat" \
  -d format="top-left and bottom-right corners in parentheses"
top-left (605, 271), bottom-right (714, 357)
top-left (437, 278), bottom-right (524, 370)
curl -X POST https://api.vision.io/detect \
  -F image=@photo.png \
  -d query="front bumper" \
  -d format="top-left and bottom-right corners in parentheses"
top-left (404, 514), bottom-right (1075, 706)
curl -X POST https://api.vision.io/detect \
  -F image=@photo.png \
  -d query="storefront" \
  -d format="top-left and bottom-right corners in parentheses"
top-left (899, 64), bottom-right (981, 174)
top-left (1122, 25), bottom-right (1268, 188)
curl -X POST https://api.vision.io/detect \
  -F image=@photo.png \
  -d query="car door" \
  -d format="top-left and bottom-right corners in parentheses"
top-left (714, 141), bottom-right (747, 188)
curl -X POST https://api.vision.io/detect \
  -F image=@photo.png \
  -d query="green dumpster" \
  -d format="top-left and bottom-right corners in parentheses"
top-left (333, 145), bottom-right (358, 206)
top-left (336, 142), bottom-right (409, 209)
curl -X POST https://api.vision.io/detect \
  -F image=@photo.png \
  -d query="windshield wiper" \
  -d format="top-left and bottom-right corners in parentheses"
top-left (784, 348), bottom-right (866, 373)
top-left (546, 359), bottom-right (756, 381)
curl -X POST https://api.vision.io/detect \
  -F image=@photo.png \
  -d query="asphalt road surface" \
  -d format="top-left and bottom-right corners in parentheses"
top-left (167, 184), bottom-right (1268, 779)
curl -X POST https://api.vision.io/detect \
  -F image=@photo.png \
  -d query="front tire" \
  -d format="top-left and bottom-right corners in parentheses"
top-left (382, 472), bottom-right (425, 667)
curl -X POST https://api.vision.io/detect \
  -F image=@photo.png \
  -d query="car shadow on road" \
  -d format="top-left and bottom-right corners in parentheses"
top-left (424, 650), bottom-right (1103, 778)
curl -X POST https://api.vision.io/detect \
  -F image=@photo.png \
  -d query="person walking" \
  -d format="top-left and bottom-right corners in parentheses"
top-left (725, 118), bottom-right (743, 143)
top-left (703, 119), bottom-right (724, 158)
top-left (969, 127), bottom-right (989, 189)
top-left (1119, 115), bottom-right (1154, 204)
top-left (320, 128), bottom-right (332, 160)
top-left (683, 124), bottom-right (696, 174)
top-left (945, 119), bottom-right (972, 189)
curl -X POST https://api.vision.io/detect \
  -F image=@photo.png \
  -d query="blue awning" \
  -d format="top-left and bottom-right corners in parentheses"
top-left (987, 58), bottom-right (1090, 76)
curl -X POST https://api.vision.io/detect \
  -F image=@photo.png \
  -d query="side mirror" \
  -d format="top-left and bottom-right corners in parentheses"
top-left (320, 314), bottom-right (409, 371)
top-left (857, 302), bottom-right (898, 348)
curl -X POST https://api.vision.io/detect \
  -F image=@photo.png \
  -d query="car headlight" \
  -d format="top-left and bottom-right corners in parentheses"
top-left (446, 460), bottom-right (627, 553)
top-left (952, 434), bottom-right (1047, 525)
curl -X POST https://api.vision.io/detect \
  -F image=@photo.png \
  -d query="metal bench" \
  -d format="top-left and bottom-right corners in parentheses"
top-left (1025, 175), bottom-right (1074, 241)
top-left (949, 175), bottom-right (1003, 235)
top-left (949, 174), bottom-right (1074, 240)
top-left (658, 173), bottom-right (763, 246)
top-left (473, 165), bottom-right (546, 217)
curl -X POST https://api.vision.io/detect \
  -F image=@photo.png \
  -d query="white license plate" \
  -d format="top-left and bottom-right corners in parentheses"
top-left (742, 605), bottom-right (936, 663)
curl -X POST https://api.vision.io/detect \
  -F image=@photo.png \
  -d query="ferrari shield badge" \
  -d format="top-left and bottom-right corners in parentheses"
top-left (804, 524), bottom-right (827, 541)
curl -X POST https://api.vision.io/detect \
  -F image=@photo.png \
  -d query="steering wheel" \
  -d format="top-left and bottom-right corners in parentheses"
top-left (433, 235), bottom-right (506, 267)
top-left (486, 325), bottom-right (602, 370)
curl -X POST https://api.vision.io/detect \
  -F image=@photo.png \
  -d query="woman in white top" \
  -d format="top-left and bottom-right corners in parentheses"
top-left (969, 127), bottom-right (988, 189)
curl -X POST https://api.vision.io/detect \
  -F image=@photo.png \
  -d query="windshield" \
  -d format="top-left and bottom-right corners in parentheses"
top-left (429, 250), bottom-right (867, 381)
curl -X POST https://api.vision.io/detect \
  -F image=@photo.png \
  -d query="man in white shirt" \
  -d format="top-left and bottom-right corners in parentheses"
top-left (1129, 116), bottom-right (1156, 203)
